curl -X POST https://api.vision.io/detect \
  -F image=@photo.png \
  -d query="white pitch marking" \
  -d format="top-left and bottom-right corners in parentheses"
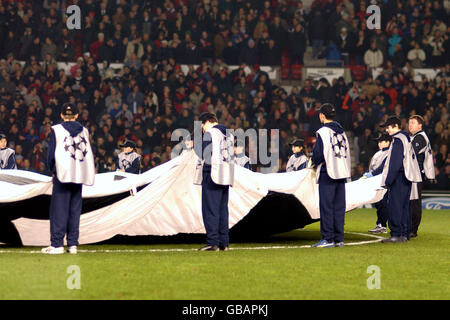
top-left (0, 232), bottom-right (385, 254)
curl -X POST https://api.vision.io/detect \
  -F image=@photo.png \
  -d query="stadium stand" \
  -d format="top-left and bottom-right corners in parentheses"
top-left (0, 0), bottom-right (448, 190)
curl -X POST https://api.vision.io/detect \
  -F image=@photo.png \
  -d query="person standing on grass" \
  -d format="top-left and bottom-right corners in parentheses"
top-left (380, 116), bottom-right (422, 243)
top-left (311, 104), bottom-right (351, 248)
top-left (408, 115), bottom-right (435, 238)
top-left (42, 103), bottom-right (95, 255)
top-left (194, 112), bottom-right (234, 251)
top-left (364, 132), bottom-right (392, 234)
top-left (0, 133), bottom-right (16, 169)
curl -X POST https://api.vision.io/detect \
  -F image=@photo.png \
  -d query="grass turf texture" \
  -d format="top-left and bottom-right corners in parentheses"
top-left (0, 209), bottom-right (448, 300)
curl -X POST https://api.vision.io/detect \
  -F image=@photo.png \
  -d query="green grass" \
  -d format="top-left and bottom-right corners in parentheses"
top-left (0, 209), bottom-right (449, 300)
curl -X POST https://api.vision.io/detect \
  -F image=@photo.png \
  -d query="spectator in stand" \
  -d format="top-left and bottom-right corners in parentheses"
top-left (388, 27), bottom-right (403, 58)
top-left (324, 42), bottom-right (342, 67)
top-left (354, 29), bottom-right (369, 66)
top-left (309, 10), bottom-right (326, 59)
top-left (427, 30), bottom-right (446, 68)
top-left (336, 27), bottom-right (352, 66)
top-left (407, 41), bottom-right (426, 68)
top-left (288, 23), bottom-right (306, 65)
top-left (364, 41), bottom-right (384, 69)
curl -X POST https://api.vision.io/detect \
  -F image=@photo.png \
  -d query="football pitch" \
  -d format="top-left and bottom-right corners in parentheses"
top-left (0, 209), bottom-right (448, 300)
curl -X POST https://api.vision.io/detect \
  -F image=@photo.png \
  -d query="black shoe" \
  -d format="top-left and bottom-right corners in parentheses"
top-left (409, 232), bottom-right (417, 238)
top-left (220, 246), bottom-right (229, 251)
top-left (401, 236), bottom-right (409, 242)
top-left (381, 236), bottom-right (406, 243)
top-left (198, 245), bottom-right (219, 251)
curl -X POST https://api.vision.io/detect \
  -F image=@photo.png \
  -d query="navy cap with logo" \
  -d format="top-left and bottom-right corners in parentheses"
top-left (61, 103), bottom-right (78, 116)
top-left (374, 132), bottom-right (392, 142)
top-left (289, 137), bottom-right (305, 147)
top-left (0, 133), bottom-right (6, 140)
top-left (120, 140), bottom-right (136, 148)
top-left (380, 116), bottom-right (401, 128)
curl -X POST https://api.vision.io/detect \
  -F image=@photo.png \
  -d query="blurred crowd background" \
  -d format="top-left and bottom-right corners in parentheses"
top-left (0, 0), bottom-right (448, 190)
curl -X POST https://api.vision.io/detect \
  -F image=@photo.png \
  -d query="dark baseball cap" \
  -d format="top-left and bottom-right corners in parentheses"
top-left (61, 103), bottom-right (78, 116)
top-left (199, 112), bottom-right (218, 124)
top-left (0, 133), bottom-right (6, 140)
top-left (289, 137), bottom-right (305, 147)
top-left (380, 116), bottom-right (401, 128)
top-left (120, 140), bottom-right (136, 148)
top-left (319, 103), bottom-right (336, 119)
top-left (374, 132), bottom-right (392, 142)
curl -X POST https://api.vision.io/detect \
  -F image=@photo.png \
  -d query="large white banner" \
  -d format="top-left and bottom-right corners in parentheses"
top-left (2, 151), bottom-right (387, 246)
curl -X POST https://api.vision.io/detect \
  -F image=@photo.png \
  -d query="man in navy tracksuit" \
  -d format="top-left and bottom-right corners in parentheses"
top-left (194, 112), bottom-right (234, 251)
top-left (42, 103), bottom-right (95, 254)
top-left (311, 104), bottom-right (352, 248)
top-left (380, 116), bottom-right (422, 243)
top-left (364, 132), bottom-right (392, 234)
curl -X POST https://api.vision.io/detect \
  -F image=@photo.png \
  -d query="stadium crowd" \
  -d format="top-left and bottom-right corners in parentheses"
top-left (0, 0), bottom-right (449, 190)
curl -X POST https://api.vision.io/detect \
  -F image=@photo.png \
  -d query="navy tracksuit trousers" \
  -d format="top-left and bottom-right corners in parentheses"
top-left (410, 181), bottom-right (423, 234)
top-left (374, 192), bottom-right (389, 227)
top-left (49, 178), bottom-right (83, 247)
top-left (387, 172), bottom-right (412, 238)
top-left (201, 169), bottom-right (229, 247)
top-left (318, 171), bottom-right (346, 243)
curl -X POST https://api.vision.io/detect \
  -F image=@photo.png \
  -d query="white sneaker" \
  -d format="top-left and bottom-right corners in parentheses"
top-left (369, 224), bottom-right (387, 233)
top-left (41, 246), bottom-right (64, 254)
top-left (67, 246), bottom-right (78, 254)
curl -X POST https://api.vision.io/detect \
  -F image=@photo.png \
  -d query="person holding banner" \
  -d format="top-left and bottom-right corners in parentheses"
top-left (194, 112), bottom-right (234, 251)
top-left (380, 116), bottom-right (422, 243)
top-left (286, 138), bottom-right (308, 172)
top-left (234, 138), bottom-right (250, 169)
top-left (42, 103), bottom-right (95, 254)
top-left (116, 140), bottom-right (141, 174)
top-left (0, 133), bottom-right (17, 170)
top-left (311, 104), bottom-right (351, 248)
top-left (364, 132), bottom-right (392, 234)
